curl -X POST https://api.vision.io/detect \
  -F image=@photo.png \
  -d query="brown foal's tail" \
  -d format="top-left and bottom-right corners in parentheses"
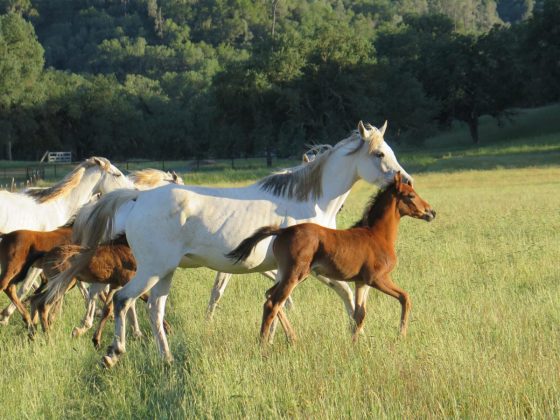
top-left (30, 245), bottom-right (94, 310)
top-left (226, 225), bottom-right (283, 264)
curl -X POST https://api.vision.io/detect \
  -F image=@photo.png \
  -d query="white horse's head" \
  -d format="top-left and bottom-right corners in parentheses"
top-left (87, 157), bottom-right (134, 193)
top-left (352, 121), bottom-right (413, 186)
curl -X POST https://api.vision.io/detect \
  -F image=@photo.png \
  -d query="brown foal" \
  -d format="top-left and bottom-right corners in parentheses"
top-left (228, 173), bottom-right (435, 343)
top-left (31, 238), bottom-right (170, 349)
top-left (0, 227), bottom-right (73, 328)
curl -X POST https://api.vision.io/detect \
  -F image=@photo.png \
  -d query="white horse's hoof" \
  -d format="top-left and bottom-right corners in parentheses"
top-left (163, 353), bottom-right (174, 364)
top-left (132, 330), bottom-right (144, 340)
top-left (101, 354), bottom-right (118, 369)
top-left (0, 317), bottom-right (9, 326)
top-left (72, 327), bottom-right (82, 338)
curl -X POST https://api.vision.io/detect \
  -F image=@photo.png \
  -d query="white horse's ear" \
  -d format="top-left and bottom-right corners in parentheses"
top-left (379, 120), bottom-right (388, 137)
top-left (358, 120), bottom-right (368, 141)
top-left (358, 121), bottom-right (373, 141)
top-left (92, 156), bottom-right (108, 169)
top-left (302, 154), bottom-right (310, 163)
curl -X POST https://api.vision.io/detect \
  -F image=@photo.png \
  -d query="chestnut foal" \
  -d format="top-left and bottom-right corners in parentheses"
top-left (228, 173), bottom-right (435, 343)
top-left (0, 227), bottom-right (73, 329)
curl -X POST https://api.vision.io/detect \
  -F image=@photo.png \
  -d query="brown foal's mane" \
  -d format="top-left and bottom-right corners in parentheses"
top-left (352, 181), bottom-right (397, 228)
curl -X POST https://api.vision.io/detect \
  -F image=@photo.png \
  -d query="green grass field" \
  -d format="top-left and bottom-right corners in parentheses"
top-left (0, 106), bottom-right (559, 417)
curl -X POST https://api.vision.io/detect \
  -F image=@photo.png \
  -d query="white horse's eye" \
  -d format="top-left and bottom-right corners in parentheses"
top-left (374, 151), bottom-right (385, 158)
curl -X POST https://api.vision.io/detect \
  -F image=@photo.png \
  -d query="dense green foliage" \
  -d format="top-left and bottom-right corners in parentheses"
top-left (0, 0), bottom-right (558, 160)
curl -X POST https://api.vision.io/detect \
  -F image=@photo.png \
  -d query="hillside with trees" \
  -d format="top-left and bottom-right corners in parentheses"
top-left (0, 0), bottom-right (558, 162)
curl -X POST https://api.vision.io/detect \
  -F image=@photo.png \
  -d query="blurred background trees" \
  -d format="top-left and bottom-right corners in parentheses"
top-left (0, 0), bottom-right (558, 161)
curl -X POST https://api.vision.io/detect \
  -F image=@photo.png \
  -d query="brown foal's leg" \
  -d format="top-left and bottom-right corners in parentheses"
top-left (261, 273), bottom-right (304, 343)
top-left (5, 283), bottom-right (33, 328)
top-left (373, 274), bottom-right (411, 336)
top-left (92, 289), bottom-right (117, 349)
top-left (352, 282), bottom-right (370, 342)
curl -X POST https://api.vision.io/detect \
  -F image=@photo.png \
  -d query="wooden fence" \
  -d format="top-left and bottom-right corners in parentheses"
top-left (0, 160), bottom-right (172, 191)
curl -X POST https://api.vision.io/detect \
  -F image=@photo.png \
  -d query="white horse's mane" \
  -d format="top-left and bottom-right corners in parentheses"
top-left (129, 169), bottom-right (182, 188)
top-left (26, 157), bottom-right (111, 204)
top-left (258, 131), bottom-right (362, 201)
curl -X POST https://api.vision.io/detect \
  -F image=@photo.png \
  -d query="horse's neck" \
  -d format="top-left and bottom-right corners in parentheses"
top-left (368, 199), bottom-right (400, 247)
top-left (316, 149), bottom-right (358, 220)
top-left (51, 170), bottom-right (100, 219)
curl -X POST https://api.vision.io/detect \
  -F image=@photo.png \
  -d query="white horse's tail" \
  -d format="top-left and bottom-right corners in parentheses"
top-left (73, 189), bottom-right (140, 247)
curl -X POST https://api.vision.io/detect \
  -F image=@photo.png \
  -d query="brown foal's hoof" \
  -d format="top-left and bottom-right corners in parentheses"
top-left (92, 337), bottom-right (101, 350)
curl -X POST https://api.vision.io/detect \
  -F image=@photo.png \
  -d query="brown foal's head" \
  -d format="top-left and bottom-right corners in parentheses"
top-left (394, 173), bottom-right (436, 221)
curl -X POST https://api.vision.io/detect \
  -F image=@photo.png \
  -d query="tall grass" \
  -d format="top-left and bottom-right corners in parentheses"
top-left (0, 166), bottom-right (558, 417)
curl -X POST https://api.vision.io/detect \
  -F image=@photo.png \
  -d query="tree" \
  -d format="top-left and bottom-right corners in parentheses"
top-left (0, 13), bottom-right (44, 159)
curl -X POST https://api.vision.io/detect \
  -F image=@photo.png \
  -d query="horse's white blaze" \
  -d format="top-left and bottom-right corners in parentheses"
top-left (73, 122), bottom-right (412, 363)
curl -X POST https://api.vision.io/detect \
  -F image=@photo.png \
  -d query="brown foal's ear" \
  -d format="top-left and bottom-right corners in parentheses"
top-left (394, 172), bottom-right (402, 186)
top-left (407, 179), bottom-right (412, 186)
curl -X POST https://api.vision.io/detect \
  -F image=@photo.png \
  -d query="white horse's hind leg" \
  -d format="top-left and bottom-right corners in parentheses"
top-left (128, 300), bottom-right (143, 339)
top-left (0, 267), bottom-right (42, 324)
top-left (206, 272), bottom-right (232, 320)
top-left (148, 271), bottom-right (174, 362)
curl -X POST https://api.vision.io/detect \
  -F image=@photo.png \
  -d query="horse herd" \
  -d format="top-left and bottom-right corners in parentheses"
top-left (0, 121), bottom-right (436, 368)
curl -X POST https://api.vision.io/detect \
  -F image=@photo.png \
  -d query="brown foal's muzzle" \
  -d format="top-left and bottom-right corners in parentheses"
top-left (422, 208), bottom-right (436, 222)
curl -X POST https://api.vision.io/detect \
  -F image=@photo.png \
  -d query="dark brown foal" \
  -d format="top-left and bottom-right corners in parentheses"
top-left (228, 173), bottom-right (435, 343)
top-left (31, 239), bottom-right (170, 349)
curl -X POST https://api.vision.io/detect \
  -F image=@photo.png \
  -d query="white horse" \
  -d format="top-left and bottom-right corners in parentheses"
top-left (73, 121), bottom-right (413, 367)
top-left (0, 157), bottom-right (133, 234)
top-left (0, 167), bottom-right (184, 325)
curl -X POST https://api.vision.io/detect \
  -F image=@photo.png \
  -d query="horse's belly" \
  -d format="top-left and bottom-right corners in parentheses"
top-left (179, 249), bottom-right (277, 274)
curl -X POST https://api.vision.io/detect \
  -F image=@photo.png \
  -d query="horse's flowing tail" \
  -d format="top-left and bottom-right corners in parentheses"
top-left (31, 245), bottom-right (94, 309)
top-left (226, 225), bottom-right (283, 263)
top-left (73, 188), bottom-right (140, 247)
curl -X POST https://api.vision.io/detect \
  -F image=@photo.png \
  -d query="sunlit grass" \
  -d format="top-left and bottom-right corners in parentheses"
top-left (0, 166), bottom-right (559, 417)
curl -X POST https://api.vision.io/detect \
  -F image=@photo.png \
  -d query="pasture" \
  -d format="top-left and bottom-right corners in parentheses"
top-left (1, 110), bottom-right (559, 417)
top-left (0, 163), bottom-right (558, 417)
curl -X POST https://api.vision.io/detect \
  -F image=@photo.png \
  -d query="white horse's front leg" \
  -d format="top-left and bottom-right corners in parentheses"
top-left (127, 300), bottom-right (143, 339)
top-left (77, 281), bottom-right (89, 302)
top-left (206, 272), bottom-right (232, 320)
top-left (0, 267), bottom-right (42, 324)
top-left (148, 271), bottom-right (174, 362)
top-left (314, 274), bottom-right (355, 321)
top-left (103, 269), bottom-right (161, 368)
top-left (72, 283), bottom-right (105, 337)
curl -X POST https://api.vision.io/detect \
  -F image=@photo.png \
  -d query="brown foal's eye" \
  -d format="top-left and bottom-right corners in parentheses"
top-left (374, 151), bottom-right (385, 158)
top-left (407, 194), bottom-right (415, 199)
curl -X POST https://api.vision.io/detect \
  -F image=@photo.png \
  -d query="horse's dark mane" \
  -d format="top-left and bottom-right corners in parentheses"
top-left (352, 181), bottom-right (397, 228)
